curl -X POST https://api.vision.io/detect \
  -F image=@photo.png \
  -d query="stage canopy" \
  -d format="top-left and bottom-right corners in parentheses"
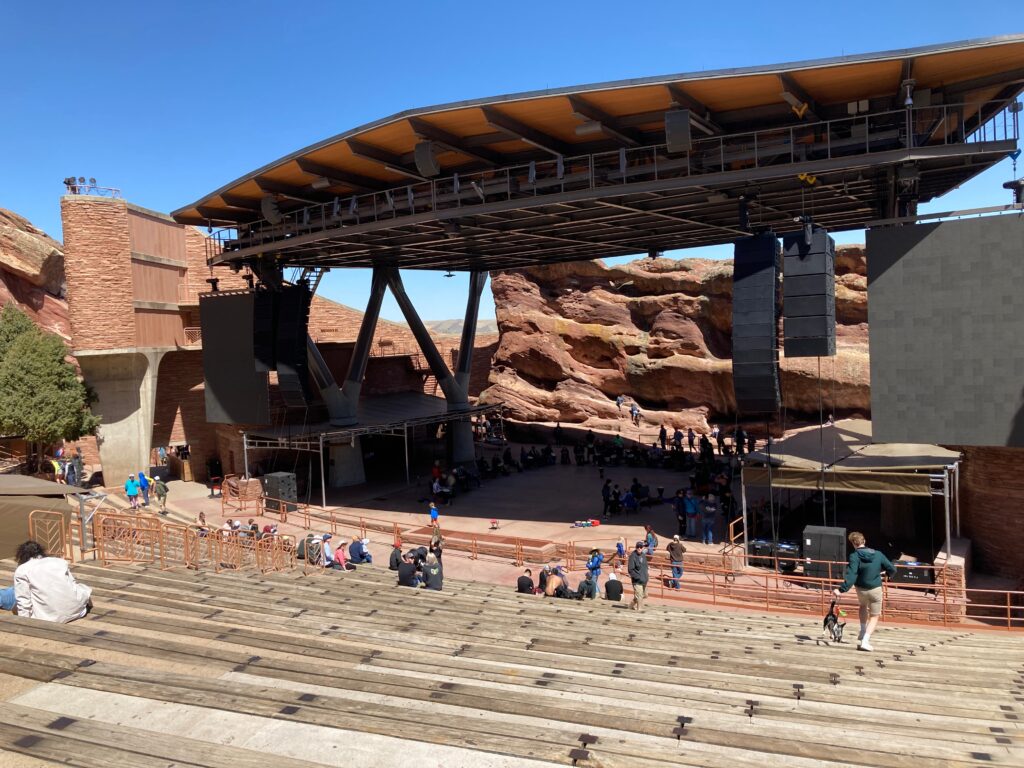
top-left (742, 418), bottom-right (960, 496)
top-left (173, 36), bottom-right (1024, 272)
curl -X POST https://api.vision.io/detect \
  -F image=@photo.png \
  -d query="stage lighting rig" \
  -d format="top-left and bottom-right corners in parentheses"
top-left (1003, 178), bottom-right (1024, 205)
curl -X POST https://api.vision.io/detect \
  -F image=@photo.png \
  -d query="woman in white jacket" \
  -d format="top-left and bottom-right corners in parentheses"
top-left (13, 540), bottom-right (92, 623)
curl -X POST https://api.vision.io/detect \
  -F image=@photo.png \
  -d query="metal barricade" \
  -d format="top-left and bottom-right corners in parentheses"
top-left (28, 510), bottom-right (72, 561)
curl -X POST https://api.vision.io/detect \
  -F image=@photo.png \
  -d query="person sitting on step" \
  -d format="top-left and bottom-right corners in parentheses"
top-left (348, 537), bottom-right (373, 564)
top-left (389, 544), bottom-right (403, 571)
top-left (11, 540), bottom-right (92, 623)
top-left (576, 571), bottom-right (598, 600)
top-left (421, 552), bottom-right (443, 591)
top-left (396, 552), bottom-right (420, 588)
top-left (322, 535), bottom-right (355, 571)
top-left (604, 572), bottom-right (623, 601)
top-left (516, 568), bottom-right (535, 594)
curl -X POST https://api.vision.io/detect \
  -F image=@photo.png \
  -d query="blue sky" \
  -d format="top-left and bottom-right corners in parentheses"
top-left (1, 3), bottom-right (1019, 321)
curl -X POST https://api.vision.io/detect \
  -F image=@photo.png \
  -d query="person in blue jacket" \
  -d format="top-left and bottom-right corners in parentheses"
top-left (137, 471), bottom-right (151, 507)
top-left (832, 531), bottom-right (897, 652)
top-left (585, 548), bottom-right (604, 592)
top-left (124, 474), bottom-right (141, 510)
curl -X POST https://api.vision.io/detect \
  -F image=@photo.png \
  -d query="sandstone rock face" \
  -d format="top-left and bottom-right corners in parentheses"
top-left (0, 209), bottom-right (65, 296)
top-left (0, 209), bottom-right (70, 339)
top-left (479, 246), bottom-right (869, 432)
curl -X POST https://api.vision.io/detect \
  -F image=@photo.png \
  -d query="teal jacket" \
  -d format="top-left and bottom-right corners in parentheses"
top-left (838, 547), bottom-right (897, 592)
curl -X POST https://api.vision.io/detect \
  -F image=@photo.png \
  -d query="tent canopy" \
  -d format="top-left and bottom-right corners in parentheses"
top-left (743, 419), bottom-right (959, 496)
top-left (0, 475), bottom-right (89, 496)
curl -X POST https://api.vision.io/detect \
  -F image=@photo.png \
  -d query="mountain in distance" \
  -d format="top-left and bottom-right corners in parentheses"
top-left (420, 318), bottom-right (499, 335)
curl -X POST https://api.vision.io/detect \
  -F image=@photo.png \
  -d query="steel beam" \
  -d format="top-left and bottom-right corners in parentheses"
top-left (408, 117), bottom-right (502, 166)
top-left (481, 106), bottom-right (572, 156)
top-left (455, 271), bottom-right (487, 393)
top-left (255, 177), bottom-right (330, 204)
top-left (295, 158), bottom-right (389, 191)
top-left (568, 96), bottom-right (643, 146)
top-left (346, 140), bottom-right (428, 181)
top-left (665, 85), bottom-right (722, 134)
top-left (778, 73), bottom-right (820, 121)
top-left (337, 267), bottom-right (388, 424)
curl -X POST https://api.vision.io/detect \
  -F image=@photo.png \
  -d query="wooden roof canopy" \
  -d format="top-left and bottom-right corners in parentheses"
top-left (172, 36), bottom-right (1024, 271)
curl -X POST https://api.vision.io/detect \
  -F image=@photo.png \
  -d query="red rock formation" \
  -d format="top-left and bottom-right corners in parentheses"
top-left (0, 209), bottom-right (70, 338)
top-left (480, 246), bottom-right (869, 432)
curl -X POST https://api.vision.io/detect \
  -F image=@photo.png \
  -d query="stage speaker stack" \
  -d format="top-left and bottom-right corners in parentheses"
top-left (261, 471), bottom-right (297, 514)
top-left (802, 524), bottom-right (846, 581)
top-left (731, 232), bottom-right (782, 415)
top-left (782, 224), bottom-right (836, 357)
top-left (664, 109), bottom-right (692, 154)
top-left (275, 284), bottom-right (313, 407)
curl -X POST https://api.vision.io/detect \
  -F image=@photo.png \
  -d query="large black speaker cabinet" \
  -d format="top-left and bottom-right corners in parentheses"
top-left (275, 284), bottom-right (312, 408)
top-left (199, 292), bottom-right (270, 425)
top-left (802, 525), bottom-right (847, 582)
top-left (252, 289), bottom-right (277, 373)
top-left (732, 232), bottom-right (781, 415)
top-left (782, 225), bottom-right (836, 357)
top-left (665, 109), bottom-right (692, 154)
top-left (261, 471), bottom-right (297, 514)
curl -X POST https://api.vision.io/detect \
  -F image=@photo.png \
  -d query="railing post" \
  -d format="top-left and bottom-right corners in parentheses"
top-left (1007, 592), bottom-right (1013, 632)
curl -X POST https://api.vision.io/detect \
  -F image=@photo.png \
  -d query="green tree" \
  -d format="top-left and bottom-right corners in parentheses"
top-left (0, 302), bottom-right (37, 361)
top-left (0, 305), bottom-right (100, 449)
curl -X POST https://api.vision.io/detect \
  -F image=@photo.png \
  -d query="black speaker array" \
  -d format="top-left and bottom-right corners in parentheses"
top-left (252, 289), bottom-right (277, 373)
top-left (782, 225), bottom-right (836, 357)
top-left (732, 232), bottom-right (782, 415)
top-left (274, 284), bottom-right (312, 408)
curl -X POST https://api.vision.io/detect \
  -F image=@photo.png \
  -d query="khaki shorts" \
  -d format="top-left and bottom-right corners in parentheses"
top-left (856, 586), bottom-right (883, 616)
top-left (633, 582), bottom-right (646, 601)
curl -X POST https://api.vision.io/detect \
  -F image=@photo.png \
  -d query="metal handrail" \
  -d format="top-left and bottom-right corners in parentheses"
top-left (204, 98), bottom-right (1020, 261)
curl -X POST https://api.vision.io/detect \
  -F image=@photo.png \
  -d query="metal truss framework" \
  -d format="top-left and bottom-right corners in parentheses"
top-left (206, 101), bottom-right (1020, 272)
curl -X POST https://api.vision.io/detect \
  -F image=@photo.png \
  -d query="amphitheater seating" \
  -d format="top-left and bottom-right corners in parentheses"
top-left (0, 558), bottom-right (1021, 767)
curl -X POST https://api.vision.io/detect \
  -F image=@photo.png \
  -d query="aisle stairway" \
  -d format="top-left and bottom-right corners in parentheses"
top-left (0, 559), bottom-right (1021, 766)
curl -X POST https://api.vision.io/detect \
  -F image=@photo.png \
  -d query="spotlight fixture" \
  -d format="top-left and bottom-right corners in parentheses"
top-left (1003, 178), bottom-right (1024, 205)
top-left (310, 177), bottom-right (331, 190)
top-left (88, 177), bottom-right (96, 185)
top-left (901, 78), bottom-right (916, 108)
top-left (444, 271), bottom-right (455, 278)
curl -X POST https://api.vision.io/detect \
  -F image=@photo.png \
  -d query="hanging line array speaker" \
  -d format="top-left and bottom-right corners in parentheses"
top-left (275, 283), bottom-right (313, 408)
top-left (732, 231), bottom-right (782, 415)
top-left (782, 224), bottom-right (836, 357)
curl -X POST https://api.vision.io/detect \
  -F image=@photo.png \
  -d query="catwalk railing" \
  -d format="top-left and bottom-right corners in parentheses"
top-left (205, 99), bottom-right (1020, 260)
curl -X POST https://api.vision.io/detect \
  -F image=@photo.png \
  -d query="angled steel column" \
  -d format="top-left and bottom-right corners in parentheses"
top-left (307, 337), bottom-right (347, 424)
top-left (336, 267), bottom-right (388, 424)
top-left (454, 271), bottom-right (487, 392)
top-left (383, 267), bottom-right (467, 408)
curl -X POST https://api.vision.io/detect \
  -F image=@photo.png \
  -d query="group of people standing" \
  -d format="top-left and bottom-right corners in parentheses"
top-left (123, 471), bottom-right (169, 513)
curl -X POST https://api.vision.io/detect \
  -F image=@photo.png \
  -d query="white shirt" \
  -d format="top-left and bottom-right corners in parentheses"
top-left (14, 556), bottom-right (92, 623)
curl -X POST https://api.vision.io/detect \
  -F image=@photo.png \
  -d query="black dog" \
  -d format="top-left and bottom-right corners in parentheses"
top-left (823, 600), bottom-right (846, 643)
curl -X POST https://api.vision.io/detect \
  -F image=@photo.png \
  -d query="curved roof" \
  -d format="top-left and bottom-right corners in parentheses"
top-left (173, 35), bottom-right (1024, 227)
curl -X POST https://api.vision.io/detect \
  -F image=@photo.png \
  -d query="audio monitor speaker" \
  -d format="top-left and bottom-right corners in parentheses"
top-left (414, 141), bottom-right (441, 177)
top-left (802, 525), bottom-right (847, 581)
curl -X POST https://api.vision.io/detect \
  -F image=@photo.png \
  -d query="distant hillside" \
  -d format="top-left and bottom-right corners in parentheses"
top-left (421, 318), bottom-right (499, 335)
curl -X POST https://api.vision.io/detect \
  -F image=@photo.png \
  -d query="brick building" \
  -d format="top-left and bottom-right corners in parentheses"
top-left (61, 194), bottom-right (496, 487)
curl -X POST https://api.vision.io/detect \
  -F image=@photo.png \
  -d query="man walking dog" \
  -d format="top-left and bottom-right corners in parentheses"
top-left (833, 531), bottom-right (896, 652)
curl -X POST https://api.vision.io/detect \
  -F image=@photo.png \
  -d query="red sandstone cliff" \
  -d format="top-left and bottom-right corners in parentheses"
top-left (0, 209), bottom-right (70, 338)
top-left (479, 246), bottom-right (870, 432)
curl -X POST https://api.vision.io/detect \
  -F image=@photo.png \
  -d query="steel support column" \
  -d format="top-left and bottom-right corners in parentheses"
top-left (337, 267), bottom-right (388, 424)
top-left (455, 271), bottom-right (487, 393)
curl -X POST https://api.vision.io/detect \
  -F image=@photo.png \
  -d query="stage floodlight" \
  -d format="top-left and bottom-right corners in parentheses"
top-left (310, 177), bottom-right (331, 190)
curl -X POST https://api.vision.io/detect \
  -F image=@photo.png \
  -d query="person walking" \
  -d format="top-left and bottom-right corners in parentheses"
top-left (701, 494), bottom-right (719, 545)
top-left (615, 394), bottom-right (625, 414)
top-left (615, 537), bottom-right (627, 571)
top-left (672, 490), bottom-right (687, 538)
top-left (630, 402), bottom-right (640, 427)
top-left (627, 540), bottom-right (649, 611)
top-left (644, 525), bottom-right (658, 557)
top-left (153, 476), bottom-right (169, 514)
top-left (683, 488), bottom-right (701, 540)
top-left (658, 425), bottom-right (667, 450)
top-left (666, 535), bottom-right (687, 590)
top-left (833, 532), bottom-right (897, 652)
top-left (428, 501), bottom-right (440, 526)
top-left (672, 427), bottom-right (683, 450)
top-left (601, 479), bottom-right (612, 518)
top-left (687, 428), bottom-right (696, 453)
top-left (137, 471), bottom-right (152, 507)
top-left (124, 474), bottom-right (141, 510)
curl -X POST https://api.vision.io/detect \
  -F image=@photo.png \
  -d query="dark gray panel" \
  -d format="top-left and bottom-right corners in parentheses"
top-left (784, 336), bottom-right (836, 357)
top-left (784, 315), bottom-right (835, 338)
top-left (200, 293), bottom-right (270, 425)
top-left (784, 294), bottom-right (835, 318)
top-left (784, 274), bottom-right (834, 299)
top-left (867, 216), bottom-right (1024, 446)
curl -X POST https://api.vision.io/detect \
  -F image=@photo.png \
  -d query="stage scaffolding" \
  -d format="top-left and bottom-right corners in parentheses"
top-left (241, 398), bottom-right (502, 507)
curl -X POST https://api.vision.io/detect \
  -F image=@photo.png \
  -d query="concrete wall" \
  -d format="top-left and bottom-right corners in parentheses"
top-left (329, 440), bottom-right (366, 487)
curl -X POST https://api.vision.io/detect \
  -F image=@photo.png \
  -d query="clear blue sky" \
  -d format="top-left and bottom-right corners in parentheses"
top-left (2, 3), bottom-right (1020, 321)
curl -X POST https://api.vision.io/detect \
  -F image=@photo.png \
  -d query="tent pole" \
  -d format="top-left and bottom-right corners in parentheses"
top-left (740, 470), bottom-right (749, 559)
top-left (954, 462), bottom-right (961, 537)
top-left (404, 425), bottom-right (410, 485)
top-left (319, 434), bottom-right (326, 509)
top-left (242, 432), bottom-right (249, 478)
top-left (943, 468), bottom-right (953, 558)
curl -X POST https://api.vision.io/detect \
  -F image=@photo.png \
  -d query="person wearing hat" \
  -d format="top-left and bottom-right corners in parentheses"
top-left (124, 474), bottom-right (141, 510)
top-left (628, 540), bottom-right (649, 611)
top-left (585, 548), bottom-right (604, 591)
top-left (348, 537), bottom-right (373, 564)
top-left (321, 534), bottom-right (342, 570)
top-left (667, 534), bottom-right (687, 590)
top-left (537, 565), bottom-right (551, 594)
top-left (604, 571), bottom-right (623, 601)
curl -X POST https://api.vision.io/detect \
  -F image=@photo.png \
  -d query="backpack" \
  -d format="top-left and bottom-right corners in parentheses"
top-left (587, 553), bottom-right (603, 571)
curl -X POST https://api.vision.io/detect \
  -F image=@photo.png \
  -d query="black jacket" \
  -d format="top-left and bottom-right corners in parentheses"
top-left (628, 550), bottom-right (649, 584)
top-left (422, 563), bottom-right (443, 591)
top-left (389, 547), bottom-right (402, 571)
top-left (605, 579), bottom-right (623, 601)
top-left (397, 562), bottom-right (419, 587)
top-left (517, 575), bottom-right (535, 594)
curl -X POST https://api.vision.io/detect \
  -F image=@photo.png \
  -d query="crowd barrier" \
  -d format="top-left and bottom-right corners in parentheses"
top-left (31, 501), bottom-right (1024, 631)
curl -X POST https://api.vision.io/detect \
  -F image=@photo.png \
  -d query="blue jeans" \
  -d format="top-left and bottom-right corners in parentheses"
top-left (141, 488), bottom-right (150, 506)
top-left (703, 521), bottom-right (715, 545)
top-left (0, 587), bottom-right (14, 611)
top-left (669, 563), bottom-right (683, 589)
top-left (685, 516), bottom-right (697, 538)
top-left (589, 572), bottom-right (600, 592)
